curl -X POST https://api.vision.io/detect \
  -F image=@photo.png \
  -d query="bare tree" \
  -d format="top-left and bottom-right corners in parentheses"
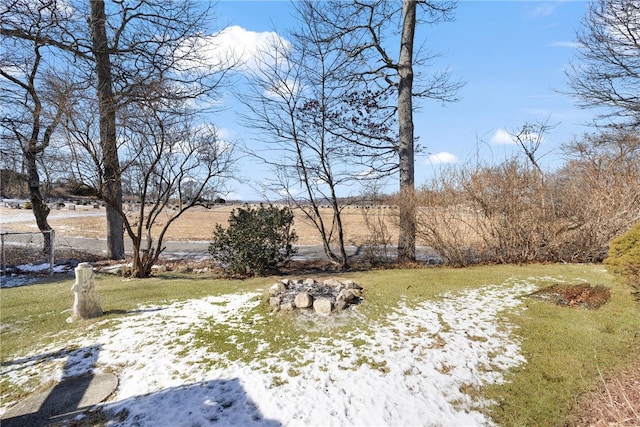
top-left (84, 0), bottom-right (124, 259)
top-left (0, 3), bottom-right (76, 250)
top-left (298, 0), bottom-right (463, 262)
top-left (88, 0), bottom-right (123, 259)
top-left (64, 89), bottom-right (235, 278)
top-left (556, 128), bottom-right (640, 256)
top-left (415, 128), bottom-right (640, 266)
top-left (566, 0), bottom-right (640, 128)
top-left (396, 0), bottom-right (419, 262)
top-left (1, 0), bottom-right (234, 259)
top-left (122, 113), bottom-right (234, 278)
top-left (242, 8), bottom-right (367, 268)
top-left (509, 119), bottom-right (558, 174)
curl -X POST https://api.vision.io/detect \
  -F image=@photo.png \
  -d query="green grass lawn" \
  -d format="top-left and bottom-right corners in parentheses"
top-left (1, 263), bottom-right (638, 426)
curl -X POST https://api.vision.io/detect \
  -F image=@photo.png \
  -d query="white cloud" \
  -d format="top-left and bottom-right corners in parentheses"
top-left (215, 127), bottom-right (233, 141)
top-left (490, 127), bottom-right (546, 146)
top-left (490, 129), bottom-right (516, 145)
top-left (193, 25), bottom-right (289, 73)
top-left (526, 2), bottom-right (558, 18)
top-left (427, 152), bottom-right (458, 165)
top-left (549, 41), bottom-right (581, 49)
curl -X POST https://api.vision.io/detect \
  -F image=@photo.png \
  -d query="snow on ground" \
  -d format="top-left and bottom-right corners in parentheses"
top-left (0, 207), bottom-right (104, 224)
top-left (1, 265), bottom-right (71, 288)
top-left (1, 279), bottom-right (538, 426)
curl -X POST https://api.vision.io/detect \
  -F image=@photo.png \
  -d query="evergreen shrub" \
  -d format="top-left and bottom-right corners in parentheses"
top-left (605, 221), bottom-right (640, 300)
top-left (209, 204), bottom-right (297, 276)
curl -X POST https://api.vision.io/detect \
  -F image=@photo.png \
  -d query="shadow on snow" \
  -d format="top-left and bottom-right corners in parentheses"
top-left (2, 344), bottom-right (280, 426)
top-left (100, 378), bottom-right (282, 426)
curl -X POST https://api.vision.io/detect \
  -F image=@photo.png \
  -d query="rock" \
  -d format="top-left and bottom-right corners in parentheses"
top-left (336, 288), bottom-right (356, 302)
top-left (323, 278), bottom-right (343, 288)
top-left (269, 296), bottom-right (282, 308)
top-left (313, 298), bottom-right (333, 315)
top-left (267, 278), bottom-right (363, 315)
top-left (100, 265), bottom-right (123, 276)
top-left (280, 302), bottom-right (294, 311)
top-left (334, 299), bottom-right (348, 311)
top-left (269, 282), bottom-right (287, 296)
top-left (294, 292), bottom-right (313, 308)
top-left (343, 280), bottom-right (363, 290)
top-left (151, 265), bottom-right (166, 273)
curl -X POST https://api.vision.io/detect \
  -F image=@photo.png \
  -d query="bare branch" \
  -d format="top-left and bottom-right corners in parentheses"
top-left (566, 0), bottom-right (640, 128)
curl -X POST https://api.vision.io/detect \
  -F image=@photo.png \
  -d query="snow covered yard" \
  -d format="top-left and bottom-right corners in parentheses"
top-left (0, 277), bottom-right (539, 426)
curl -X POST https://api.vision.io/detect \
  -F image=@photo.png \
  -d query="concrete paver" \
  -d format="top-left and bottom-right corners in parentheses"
top-left (0, 373), bottom-right (118, 427)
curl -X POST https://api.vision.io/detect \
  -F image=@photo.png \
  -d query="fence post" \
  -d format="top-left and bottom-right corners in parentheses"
top-left (1, 232), bottom-right (5, 276)
top-left (49, 230), bottom-right (55, 277)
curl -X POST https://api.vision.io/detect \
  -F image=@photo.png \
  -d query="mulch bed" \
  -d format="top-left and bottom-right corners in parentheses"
top-left (529, 283), bottom-right (611, 309)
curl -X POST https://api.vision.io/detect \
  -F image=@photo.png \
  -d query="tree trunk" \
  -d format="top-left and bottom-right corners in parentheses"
top-left (397, 0), bottom-right (417, 262)
top-left (330, 195), bottom-right (349, 269)
top-left (90, 0), bottom-right (125, 260)
top-left (25, 151), bottom-right (52, 251)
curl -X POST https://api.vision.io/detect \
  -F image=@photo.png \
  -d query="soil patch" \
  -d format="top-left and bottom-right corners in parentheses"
top-left (529, 283), bottom-right (611, 309)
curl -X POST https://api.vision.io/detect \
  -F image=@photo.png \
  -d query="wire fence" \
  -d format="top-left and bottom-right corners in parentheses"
top-left (1, 230), bottom-right (55, 276)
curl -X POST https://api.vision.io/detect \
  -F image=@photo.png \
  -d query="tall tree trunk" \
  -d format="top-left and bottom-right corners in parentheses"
top-left (397, 0), bottom-right (417, 262)
top-left (25, 151), bottom-right (52, 252)
top-left (90, 0), bottom-right (124, 259)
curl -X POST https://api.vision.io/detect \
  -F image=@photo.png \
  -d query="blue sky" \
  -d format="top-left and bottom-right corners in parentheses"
top-left (207, 1), bottom-right (594, 200)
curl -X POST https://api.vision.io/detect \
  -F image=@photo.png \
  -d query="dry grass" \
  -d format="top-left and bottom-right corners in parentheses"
top-left (1, 205), bottom-right (408, 246)
top-left (567, 366), bottom-right (640, 427)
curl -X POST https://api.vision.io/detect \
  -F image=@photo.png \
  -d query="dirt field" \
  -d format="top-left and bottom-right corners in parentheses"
top-left (0, 204), bottom-right (404, 246)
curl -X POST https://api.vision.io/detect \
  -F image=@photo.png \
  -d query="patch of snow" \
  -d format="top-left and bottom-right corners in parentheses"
top-left (0, 275), bottom-right (39, 288)
top-left (1, 264), bottom-right (70, 288)
top-left (0, 280), bottom-right (537, 426)
top-left (15, 263), bottom-right (52, 273)
top-left (0, 209), bottom-right (104, 224)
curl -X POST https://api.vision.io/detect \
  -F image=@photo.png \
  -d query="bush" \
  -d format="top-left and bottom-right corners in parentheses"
top-left (66, 179), bottom-right (98, 197)
top-left (209, 204), bottom-right (297, 276)
top-left (414, 128), bottom-right (640, 266)
top-left (605, 221), bottom-right (640, 301)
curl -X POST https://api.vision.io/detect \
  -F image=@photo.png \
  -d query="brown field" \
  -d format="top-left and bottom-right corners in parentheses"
top-left (0, 204), bottom-right (408, 246)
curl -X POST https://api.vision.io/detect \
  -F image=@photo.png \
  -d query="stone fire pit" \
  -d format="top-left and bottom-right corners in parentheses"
top-left (268, 278), bottom-right (364, 315)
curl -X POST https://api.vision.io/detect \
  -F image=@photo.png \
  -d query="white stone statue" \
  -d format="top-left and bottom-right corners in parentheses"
top-left (71, 262), bottom-right (103, 319)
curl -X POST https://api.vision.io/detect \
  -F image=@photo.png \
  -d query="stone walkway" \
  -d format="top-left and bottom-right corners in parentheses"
top-left (0, 373), bottom-right (117, 427)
